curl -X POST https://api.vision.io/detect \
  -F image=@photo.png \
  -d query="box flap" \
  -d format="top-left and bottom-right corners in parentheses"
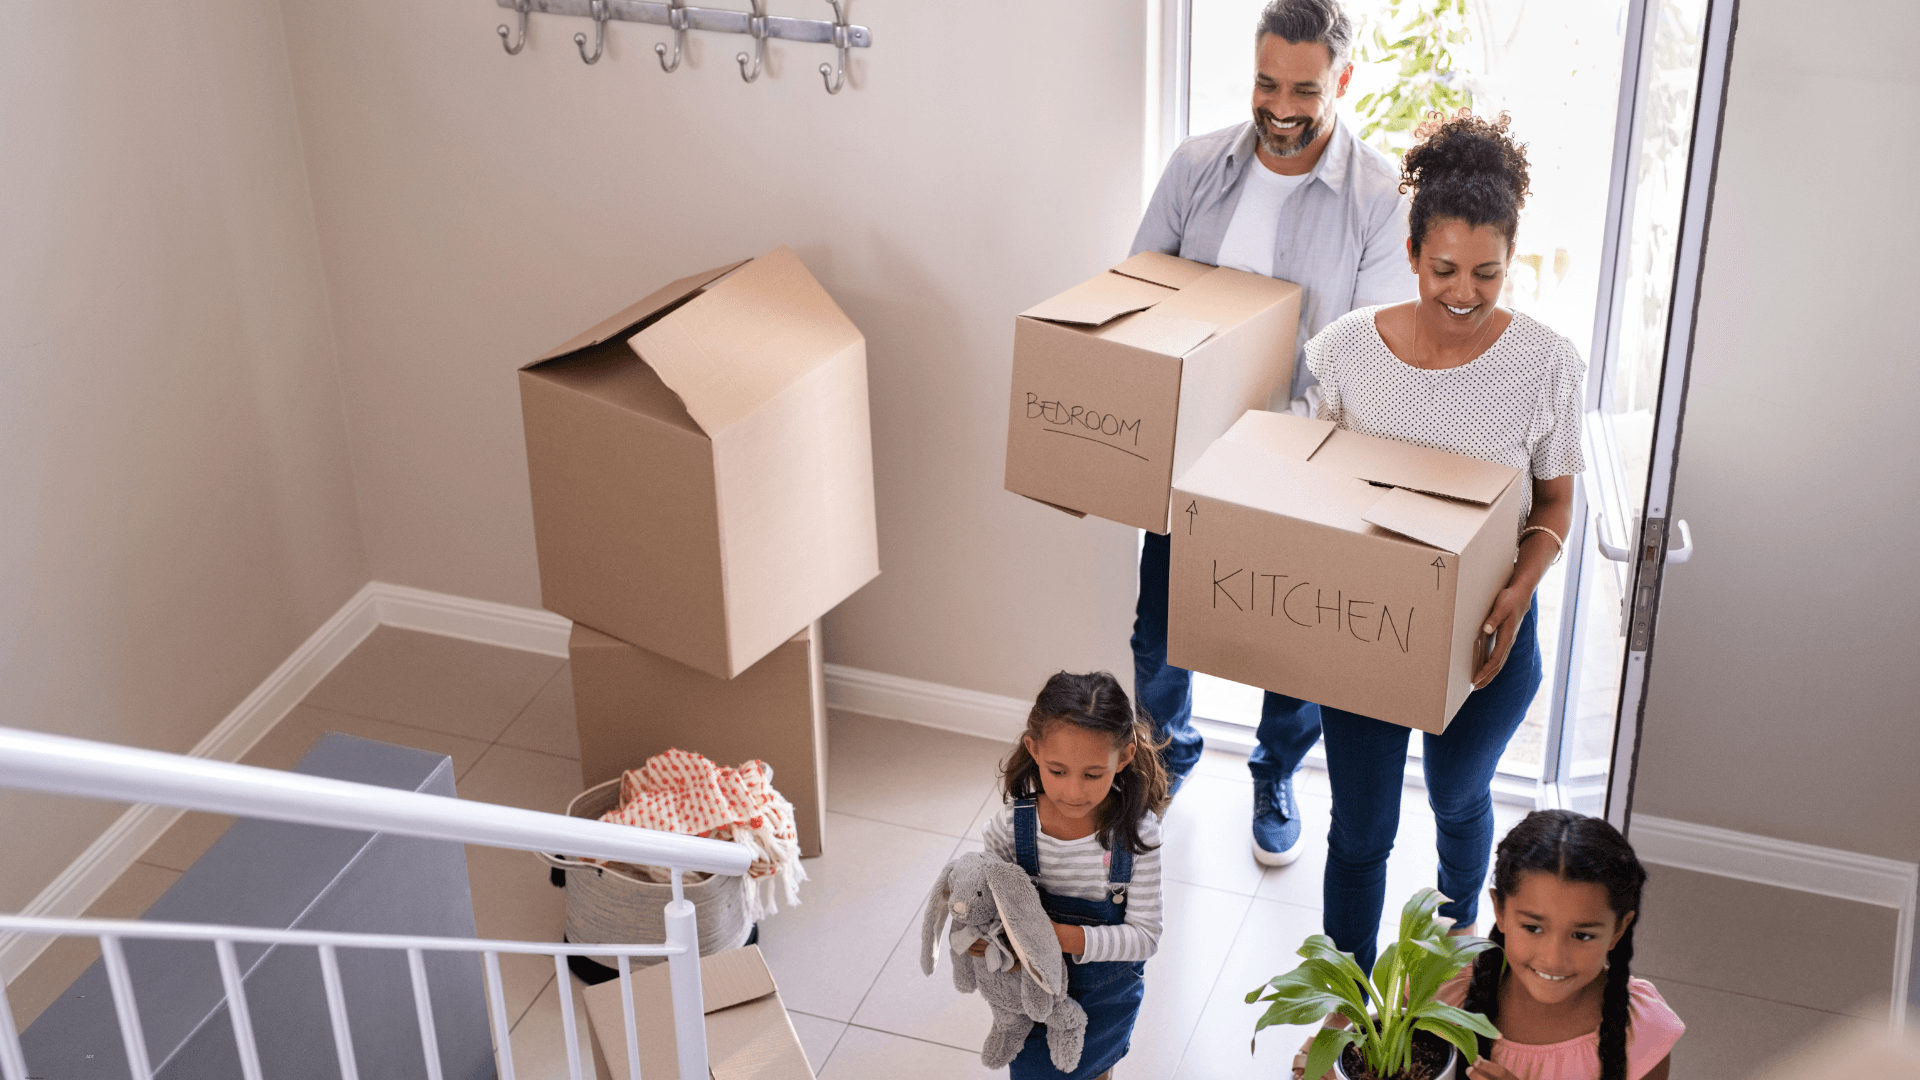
top-left (584, 945), bottom-right (812, 1080)
top-left (1020, 271), bottom-right (1176, 327)
top-left (1308, 427), bottom-right (1518, 505)
top-left (1109, 251), bottom-right (1214, 290)
top-left (1096, 310), bottom-right (1218, 356)
top-left (1175, 436), bottom-right (1383, 534)
top-left (1220, 410), bottom-right (1336, 461)
top-left (535, 261), bottom-right (748, 364)
top-left (632, 246), bottom-right (863, 436)
top-left (1361, 487), bottom-right (1486, 554)
top-left (698, 944), bottom-right (780, 1012)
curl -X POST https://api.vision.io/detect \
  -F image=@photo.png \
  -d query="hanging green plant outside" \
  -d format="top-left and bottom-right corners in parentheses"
top-left (1351, 0), bottom-right (1475, 155)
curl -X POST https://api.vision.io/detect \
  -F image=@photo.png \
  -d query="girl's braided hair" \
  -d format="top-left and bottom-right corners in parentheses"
top-left (1462, 809), bottom-right (1647, 1080)
top-left (1400, 109), bottom-right (1532, 253)
top-left (1000, 671), bottom-right (1170, 856)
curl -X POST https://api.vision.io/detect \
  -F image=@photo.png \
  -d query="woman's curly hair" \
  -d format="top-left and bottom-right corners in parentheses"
top-left (1400, 109), bottom-right (1532, 253)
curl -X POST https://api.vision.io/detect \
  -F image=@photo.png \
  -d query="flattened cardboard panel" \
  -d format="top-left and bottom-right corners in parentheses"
top-left (520, 370), bottom-right (732, 673)
top-left (1309, 427), bottom-right (1517, 505)
top-left (714, 343), bottom-right (879, 677)
top-left (1167, 294), bottom-right (1300, 484)
top-left (570, 621), bottom-right (827, 857)
top-left (634, 246), bottom-right (863, 436)
top-left (1219, 409), bottom-right (1335, 462)
top-left (1166, 496), bottom-right (1456, 732)
top-left (1005, 318), bottom-right (1182, 532)
top-left (1109, 251), bottom-right (1215, 290)
top-left (1362, 486), bottom-right (1485, 554)
top-left (1095, 310), bottom-right (1218, 356)
top-left (1021, 271), bottom-right (1176, 327)
top-left (1175, 438), bottom-right (1382, 534)
top-left (536, 260), bottom-right (746, 362)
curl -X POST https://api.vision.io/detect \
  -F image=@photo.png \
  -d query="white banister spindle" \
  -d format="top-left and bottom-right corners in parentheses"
top-left (99, 935), bottom-right (155, 1080)
top-left (407, 948), bottom-right (445, 1080)
top-left (664, 899), bottom-right (708, 1080)
top-left (554, 954), bottom-right (585, 1080)
top-left (317, 943), bottom-right (362, 1080)
top-left (0, 978), bottom-right (27, 1080)
top-left (213, 939), bottom-right (265, 1080)
top-left (617, 954), bottom-right (643, 1080)
top-left (484, 951), bottom-right (518, 1080)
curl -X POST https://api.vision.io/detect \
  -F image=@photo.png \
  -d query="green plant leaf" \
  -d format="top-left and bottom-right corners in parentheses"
top-left (1304, 1026), bottom-right (1362, 1080)
top-left (1410, 1000), bottom-right (1504, 1039)
top-left (1398, 888), bottom-right (1450, 945)
top-left (1413, 1019), bottom-right (1482, 1070)
top-left (1248, 970), bottom-right (1357, 1031)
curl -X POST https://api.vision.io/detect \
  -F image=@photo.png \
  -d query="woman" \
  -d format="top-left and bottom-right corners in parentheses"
top-left (1307, 110), bottom-right (1583, 972)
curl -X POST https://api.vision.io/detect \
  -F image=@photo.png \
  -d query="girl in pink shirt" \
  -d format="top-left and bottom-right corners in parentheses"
top-left (1442, 810), bottom-right (1684, 1080)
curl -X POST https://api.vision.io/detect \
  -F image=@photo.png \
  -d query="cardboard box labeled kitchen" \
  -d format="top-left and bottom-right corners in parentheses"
top-left (1167, 411), bottom-right (1525, 733)
top-left (570, 620), bottom-right (828, 857)
top-left (520, 247), bottom-right (879, 680)
top-left (1003, 252), bottom-right (1301, 533)
top-left (584, 945), bottom-right (814, 1080)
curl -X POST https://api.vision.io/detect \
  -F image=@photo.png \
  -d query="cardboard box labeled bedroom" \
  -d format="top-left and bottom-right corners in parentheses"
top-left (1003, 252), bottom-right (1301, 533)
top-left (519, 245), bottom-right (880, 681)
top-left (1166, 411), bottom-right (1527, 734)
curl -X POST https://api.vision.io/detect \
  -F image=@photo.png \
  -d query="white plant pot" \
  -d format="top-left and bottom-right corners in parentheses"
top-left (1331, 1045), bottom-right (1459, 1080)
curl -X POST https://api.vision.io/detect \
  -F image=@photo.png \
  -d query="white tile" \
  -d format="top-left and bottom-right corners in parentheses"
top-left (756, 812), bottom-right (963, 1022)
top-left (304, 626), bottom-right (563, 743)
top-left (465, 842), bottom-right (569, 1026)
top-left (850, 840), bottom-right (994, 1051)
top-left (1124, 880), bottom-right (1258, 1080)
top-left (498, 664), bottom-right (580, 760)
top-left (818, 1025), bottom-right (1003, 1079)
top-left (504, 969), bottom-right (603, 1080)
top-left (827, 713), bottom-right (1010, 838)
top-left (1176, 897), bottom-right (1328, 1079)
top-left (1160, 773), bottom-right (1266, 897)
top-left (1656, 979), bottom-right (1879, 1080)
top-left (788, 1010), bottom-right (850, 1074)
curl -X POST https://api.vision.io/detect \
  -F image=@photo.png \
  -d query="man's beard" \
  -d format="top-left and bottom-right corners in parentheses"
top-left (1255, 109), bottom-right (1323, 158)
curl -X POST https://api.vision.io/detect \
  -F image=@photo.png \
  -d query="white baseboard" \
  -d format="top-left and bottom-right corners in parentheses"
top-left (370, 582), bottom-right (571, 659)
top-left (1632, 814), bottom-right (1918, 1031)
top-left (822, 663), bottom-right (1028, 743)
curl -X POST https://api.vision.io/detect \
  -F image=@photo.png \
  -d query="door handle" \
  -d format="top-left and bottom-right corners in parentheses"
top-left (1594, 512), bottom-right (1693, 565)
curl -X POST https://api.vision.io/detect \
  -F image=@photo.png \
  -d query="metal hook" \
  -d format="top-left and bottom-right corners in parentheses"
top-left (655, 0), bottom-right (689, 72)
top-left (818, 0), bottom-right (850, 94)
top-left (497, 0), bottom-right (528, 55)
top-left (736, 0), bottom-right (768, 82)
top-left (574, 0), bottom-right (607, 63)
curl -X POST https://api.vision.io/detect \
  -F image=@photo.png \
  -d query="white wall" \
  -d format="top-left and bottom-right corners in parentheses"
top-left (0, 0), bottom-right (367, 909)
top-left (1635, 0), bottom-right (1920, 863)
top-left (275, 0), bottom-right (1150, 701)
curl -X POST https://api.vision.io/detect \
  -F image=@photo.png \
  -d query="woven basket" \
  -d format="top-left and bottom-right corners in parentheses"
top-left (539, 778), bottom-right (751, 965)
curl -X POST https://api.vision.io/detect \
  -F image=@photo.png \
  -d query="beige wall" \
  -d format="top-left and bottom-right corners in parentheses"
top-left (0, 0), bottom-right (368, 908)
top-left (276, 0), bottom-right (1149, 701)
top-left (1634, 0), bottom-right (1920, 862)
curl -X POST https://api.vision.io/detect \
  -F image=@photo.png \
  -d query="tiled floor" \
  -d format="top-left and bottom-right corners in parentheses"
top-left (8, 626), bottom-right (1886, 1077)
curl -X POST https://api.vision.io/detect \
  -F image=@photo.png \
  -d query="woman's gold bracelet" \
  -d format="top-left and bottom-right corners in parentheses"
top-left (1519, 524), bottom-right (1565, 565)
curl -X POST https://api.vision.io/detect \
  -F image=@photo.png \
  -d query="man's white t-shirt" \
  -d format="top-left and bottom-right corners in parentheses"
top-left (1214, 159), bottom-right (1312, 279)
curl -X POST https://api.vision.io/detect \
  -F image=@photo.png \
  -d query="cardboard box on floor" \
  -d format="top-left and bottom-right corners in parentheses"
top-left (1166, 411), bottom-right (1525, 733)
top-left (570, 620), bottom-right (828, 857)
top-left (583, 945), bottom-right (813, 1080)
top-left (519, 246), bottom-right (879, 680)
top-left (1003, 252), bottom-right (1302, 533)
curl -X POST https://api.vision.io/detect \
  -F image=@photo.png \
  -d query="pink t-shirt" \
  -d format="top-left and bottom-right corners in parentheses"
top-left (1435, 973), bottom-right (1684, 1080)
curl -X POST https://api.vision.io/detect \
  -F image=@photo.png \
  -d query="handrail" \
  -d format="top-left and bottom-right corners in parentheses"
top-left (0, 725), bottom-right (751, 876)
top-left (0, 915), bottom-right (683, 957)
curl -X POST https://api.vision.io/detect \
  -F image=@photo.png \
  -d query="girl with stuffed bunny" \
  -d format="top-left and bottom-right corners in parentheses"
top-left (974, 670), bottom-right (1172, 1080)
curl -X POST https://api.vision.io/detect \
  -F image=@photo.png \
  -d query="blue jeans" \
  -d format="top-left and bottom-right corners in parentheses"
top-left (1131, 531), bottom-right (1322, 786)
top-left (1320, 598), bottom-right (1543, 973)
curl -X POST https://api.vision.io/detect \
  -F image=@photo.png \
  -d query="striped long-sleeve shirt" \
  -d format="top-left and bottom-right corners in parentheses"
top-left (981, 805), bottom-right (1163, 964)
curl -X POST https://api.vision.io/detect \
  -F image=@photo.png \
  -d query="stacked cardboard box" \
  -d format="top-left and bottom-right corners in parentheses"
top-left (519, 245), bottom-right (879, 858)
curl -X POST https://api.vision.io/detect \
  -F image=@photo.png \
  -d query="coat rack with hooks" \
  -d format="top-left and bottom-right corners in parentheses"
top-left (496, 0), bottom-right (871, 92)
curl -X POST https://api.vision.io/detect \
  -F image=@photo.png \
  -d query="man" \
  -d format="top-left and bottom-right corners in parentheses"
top-left (1130, 0), bottom-right (1414, 867)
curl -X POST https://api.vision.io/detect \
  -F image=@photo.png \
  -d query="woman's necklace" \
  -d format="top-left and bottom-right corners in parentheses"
top-left (1412, 302), bottom-right (1500, 370)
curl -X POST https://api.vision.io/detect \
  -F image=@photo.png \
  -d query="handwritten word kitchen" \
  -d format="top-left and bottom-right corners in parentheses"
top-left (1025, 393), bottom-right (1144, 446)
top-left (1206, 560), bottom-right (1416, 653)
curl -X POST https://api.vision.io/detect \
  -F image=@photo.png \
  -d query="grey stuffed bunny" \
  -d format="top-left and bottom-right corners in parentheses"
top-left (921, 851), bottom-right (1087, 1072)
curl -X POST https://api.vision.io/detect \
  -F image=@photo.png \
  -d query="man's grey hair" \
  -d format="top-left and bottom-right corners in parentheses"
top-left (1255, 0), bottom-right (1354, 71)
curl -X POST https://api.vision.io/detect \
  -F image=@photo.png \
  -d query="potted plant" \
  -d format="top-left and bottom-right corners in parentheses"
top-left (1247, 888), bottom-right (1500, 1080)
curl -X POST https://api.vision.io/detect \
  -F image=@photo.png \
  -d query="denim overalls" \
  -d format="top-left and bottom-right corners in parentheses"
top-left (1008, 799), bottom-right (1147, 1080)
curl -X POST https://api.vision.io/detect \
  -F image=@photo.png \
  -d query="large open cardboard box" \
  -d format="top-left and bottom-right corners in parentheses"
top-left (583, 945), bottom-right (814, 1080)
top-left (1003, 252), bottom-right (1301, 533)
top-left (519, 247), bottom-right (879, 680)
top-left (570, 620), bottom-right (828, 857)
top-left (1167, 411), bottom-right (1525, 733)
